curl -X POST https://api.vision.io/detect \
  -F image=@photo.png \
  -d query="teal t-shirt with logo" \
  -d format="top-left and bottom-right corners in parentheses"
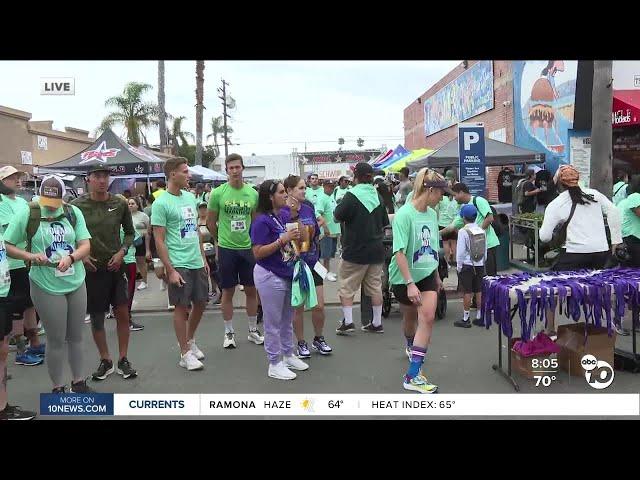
top-left (0, 232), bottom-right (10, 297)
top-left (305, 187), bottom-right (325, 210)
top-left (619, 193), bottom-right (640, 240)
top-left (389, 203), bottom-right (440, 285)
top-left (0, 194), bottom-right (30, 270)
top-left (208, 183), bottom-right (257, 250)
top-left (453, 196), bottom-right (500, 249)
top-left (4, 205), bottom-right (91, 295)
top-left (151, 190), bottom-right (204, 269)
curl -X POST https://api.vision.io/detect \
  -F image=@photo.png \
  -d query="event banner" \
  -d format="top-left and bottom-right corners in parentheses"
top-left (458, 123), bottom-right (486, 197)
top-left (38, 393), bottom-right (639, 417)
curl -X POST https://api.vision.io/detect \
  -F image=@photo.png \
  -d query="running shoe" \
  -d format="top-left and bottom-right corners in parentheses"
top-left (25, 343), bottom-right (45, 358)
top-left (284, 355), bottom-right (309, 371)
top-left (336, 319), bottom-right (356, 335)
top-left (361, 323), bottom-right (384, 333)
top-left (0, 405), bottom-right (37, 421)
top-left (296, 341), bottom-right (311, 359)
top-left (188, 339), bottom-right (205, 360)
top-left (117, 357), bottom-right (138, 379)
top-left (472, 318), bottom-right (485, 327)
top-left (248, 329), bottom-right (264, 345)
top-left (223, 332), bottom-right (237, 349)
top-left (454, 319), bottom-right (472, 329)
top-left (403, 374), bottom-right (438, 394)
top-left (129, 321), bottom-right (144, 332)
top-left (179, 351), bottom-right (204, 371)
top-left (137, 282), bottom-right (148, 291)
top-left (268, 362), bottom-right (296, 380)
top-left (70, 379), bottom-right (96, 393)
top-left (15, 352), bottom-right (44, 366)
top-left (326, 272), bottom-right (337, 282)
top-left (92, 359), bottom-right (115, 381)
top-left (312, 337), bottom-right (333, 355)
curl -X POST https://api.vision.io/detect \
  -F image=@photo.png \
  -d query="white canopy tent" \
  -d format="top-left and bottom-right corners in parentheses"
top-left (189, 165), bottom-right (227, 181)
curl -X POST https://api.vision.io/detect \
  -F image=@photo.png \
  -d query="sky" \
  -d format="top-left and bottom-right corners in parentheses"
top-left (0, 60), bottom-right (460, 157)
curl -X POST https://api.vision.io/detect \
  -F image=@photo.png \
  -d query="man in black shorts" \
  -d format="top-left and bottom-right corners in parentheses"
top-left (71, 165), bottom-right (138, 381)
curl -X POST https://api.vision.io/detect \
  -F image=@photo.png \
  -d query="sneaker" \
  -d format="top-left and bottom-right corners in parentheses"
top-left (117, 357), bottom-right (138, 379)
top-left (167, 301), bottom-right (175, 311)
top-left (239, 285), bottom-right (245, 291)
top-left (52, 386), bottom-right (66, 394)
top-left (0, 405), bottom-right (37, 421)
top-left (248, 329), bottom-right (264, 345)
top-left (137, 282), bottom-right (148, 291)
top-left (615, 325), bottom-right (631, 336)
top-left (15, 352), bottom-right (44, 366)
top-left (326, 272), bottom-right (337, 282)
top-left (179, 351), bottom-right (204, 371)
top-left (25, 343), bottom-right (45, 358)
top-left (472, 318), bottom-right (485, 327)
top-left (257, 304), bottom-right (263, 324)
top-left (188, 339), bottom-right (205, 360)
top-left (92, 359), bottom-right (115, 381)
top-left (312, 337), bottom-right (333, 355)
top-left (454, 319), bottom-right (472, 329)
top-left (403, 374), bottom-right (438, 394)
top-left (129, 321), bottom-right (144, 332)
top-left (284, 355), bottom-right (309, 371)
top-left (296, 341), bottom-right (312, 359)
top-left (70, 379), bottom-right (96, 393)
top-left (84, 314), bottom-right (91, 324)
top-left (361, 323), bottom-right (384, 333)
top-left (268, 361), bottom-right (296, 380)
top-left (405, 347), bottom-right (412, 360)
top-left (336, 319), bottom-right (356, 335)
top-left (223, 332), bottom-right (237, 349)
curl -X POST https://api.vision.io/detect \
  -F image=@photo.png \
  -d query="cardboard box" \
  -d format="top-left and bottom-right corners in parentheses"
top-left (509, 338), bottom-right (554, 379)
top-left (556, 323), bottom-right (616, 377)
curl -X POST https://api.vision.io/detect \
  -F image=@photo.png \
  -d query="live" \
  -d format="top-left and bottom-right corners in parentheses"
top-left (45, 82), bottom-right (70, 92)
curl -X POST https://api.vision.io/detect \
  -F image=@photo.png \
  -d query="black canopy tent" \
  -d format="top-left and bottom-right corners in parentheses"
top-left (40, 128), bottom-right (167, 177)
top-left (408, 137), bottom-right (545, 171)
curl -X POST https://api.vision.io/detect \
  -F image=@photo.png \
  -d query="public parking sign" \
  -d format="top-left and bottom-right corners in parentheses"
top-left (458, 123), bottom-right (486, 197)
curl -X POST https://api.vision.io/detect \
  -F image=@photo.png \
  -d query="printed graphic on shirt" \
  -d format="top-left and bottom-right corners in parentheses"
top-left (180, 206), bottom-right (197, 240)
top-left (411, 222), bottom-right (438, 267)
top-left (224, 199), bottom-right (252, 232)
top-left (0, 239), bottom-right (9, 287)
top-left (44, 222), bottom-right (76, 277)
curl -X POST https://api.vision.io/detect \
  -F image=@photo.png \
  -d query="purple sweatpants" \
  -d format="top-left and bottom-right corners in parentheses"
top-left (253, 264), bottom-right (294, 365)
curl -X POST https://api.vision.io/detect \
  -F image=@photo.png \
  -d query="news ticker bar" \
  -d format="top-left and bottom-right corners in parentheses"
top-left (40, 393), bottom-right (640, 417)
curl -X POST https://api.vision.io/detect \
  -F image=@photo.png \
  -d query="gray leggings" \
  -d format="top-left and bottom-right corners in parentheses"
top-left (29, 280), bottom-right (87, 387)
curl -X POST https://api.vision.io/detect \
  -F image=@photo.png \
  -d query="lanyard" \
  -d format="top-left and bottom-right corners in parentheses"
top-left (269, 213), bottom-right (286, 232)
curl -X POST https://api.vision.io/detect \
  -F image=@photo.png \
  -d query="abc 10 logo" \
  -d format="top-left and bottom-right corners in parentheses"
top-left (581, 354), bottom-right (614, 390)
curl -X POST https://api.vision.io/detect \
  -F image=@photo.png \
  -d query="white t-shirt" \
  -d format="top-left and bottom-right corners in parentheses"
top-left (539, 188), bottom-right (622, 254)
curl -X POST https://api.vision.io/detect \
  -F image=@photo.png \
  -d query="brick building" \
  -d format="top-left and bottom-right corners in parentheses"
top-left (404, 60), bottom-right (516, 202)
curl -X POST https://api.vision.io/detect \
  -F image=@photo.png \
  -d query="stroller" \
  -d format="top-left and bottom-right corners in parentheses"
top-left (381, 225), bottom-right (448, 319)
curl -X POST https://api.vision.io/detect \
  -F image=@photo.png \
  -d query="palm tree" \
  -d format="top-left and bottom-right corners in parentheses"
top-left (158, 61), bottom-right (167, 149)
top-left (98, 82), bottom-right (159, 146)
top-left (195, 61), bottom-right (205, 166)
top-left (206, 115), bottom-right (234, 159)
top-left (167, 116), bottom-right (194, 155)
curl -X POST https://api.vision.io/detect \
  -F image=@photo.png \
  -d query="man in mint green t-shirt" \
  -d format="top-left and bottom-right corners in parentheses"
top-left (618, 192), bottom-right (640, 267)
top-left (206, 154), bottom-right (262, 350)
top-left (152, 158), bottom-right (210, 371)
top-left (440, 182), bottom-right (500, 276)
top-left (320, 180), bottom-right (340, 281)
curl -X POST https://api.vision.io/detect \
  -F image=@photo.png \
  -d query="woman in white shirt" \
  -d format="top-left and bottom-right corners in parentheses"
top-left (539, 165), bottom-right (622, 335)
top-left (128, 197), bottom-right (151, 290)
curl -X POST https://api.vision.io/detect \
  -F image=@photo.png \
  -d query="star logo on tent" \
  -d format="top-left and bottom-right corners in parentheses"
top-left (335, 155), bottom-right (343, 163)
top-left (79, 141), bottom-right (120, 164)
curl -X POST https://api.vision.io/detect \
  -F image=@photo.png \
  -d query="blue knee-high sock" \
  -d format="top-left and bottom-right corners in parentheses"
top-left (406, 346), bottom-right (427, 379)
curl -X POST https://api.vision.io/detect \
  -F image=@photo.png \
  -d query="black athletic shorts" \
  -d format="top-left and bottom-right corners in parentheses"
top-left (391, 270), bottom-right (439, 306)
top-left (86, 267), bottom-right (129, 314)
top-left (0, 297), bottom-right (11, 341)
top-left (312, 268), bottom-right (324, 287)
top-left (8, 268), bottom-right (34, 319)
top-left (459, 265), bottom-right (485, 294)
top-left (552, 250), bottom-right (609, 272)
top-left (134, 240), bottom-right (146, 258)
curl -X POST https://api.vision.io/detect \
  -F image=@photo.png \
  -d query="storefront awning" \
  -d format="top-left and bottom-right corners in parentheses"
top-left (613, 90), bottom-right (640, 127)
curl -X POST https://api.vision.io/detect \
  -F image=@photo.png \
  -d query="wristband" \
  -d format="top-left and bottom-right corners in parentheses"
top-left (406, 279), bottom-right (415, 286)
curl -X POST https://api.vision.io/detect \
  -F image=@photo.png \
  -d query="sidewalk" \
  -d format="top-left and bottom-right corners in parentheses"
top-left (131, 258), bottom-right (521, 313)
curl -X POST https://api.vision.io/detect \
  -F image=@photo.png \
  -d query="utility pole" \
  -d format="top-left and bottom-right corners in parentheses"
top-left (589, 60), bottom-right (614, 193)
top-left (218, 79), bottom-right (231, 159)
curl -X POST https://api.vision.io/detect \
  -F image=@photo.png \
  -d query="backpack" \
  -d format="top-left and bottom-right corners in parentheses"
top-left (465, 225), bottom-right (486, 263)
top-left (472, 196), bottom-right (503, 237)
top-left (26, 202), bottom-right (77, 255)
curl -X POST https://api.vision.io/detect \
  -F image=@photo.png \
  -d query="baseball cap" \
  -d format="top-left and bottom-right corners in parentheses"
top-left (460, 204), bottom-right (478, 221)
top-left (323, 179), bottom-right (335, 185)
top-left (0, 165), bottom-right (24, 181)
top-left (87, 164), bottom-right (112, 174)
top-left (198, 201), bottom-right (208, 208)
top-left (338, 175), bottom-right (350, 183)
top-left (353, 162), bottom-right (374, 180)
top-left (38, 175), bottom-right (66, 209)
